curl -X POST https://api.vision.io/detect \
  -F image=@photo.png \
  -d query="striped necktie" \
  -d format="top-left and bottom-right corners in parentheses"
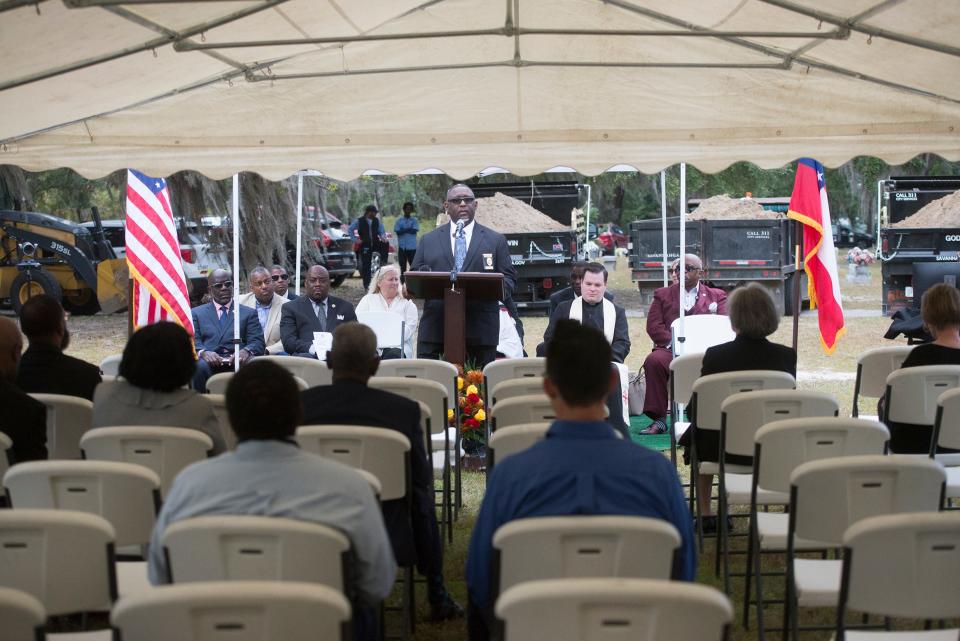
top-left (454, 221), bottom-right (466, 272)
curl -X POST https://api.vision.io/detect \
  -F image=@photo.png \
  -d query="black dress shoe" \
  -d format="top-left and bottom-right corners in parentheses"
top-left (429, 594), bottom-right (465, 622)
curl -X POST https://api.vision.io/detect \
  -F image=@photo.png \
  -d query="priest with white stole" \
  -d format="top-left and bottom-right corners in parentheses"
top-left (542, 261), bottom-right (631, 437)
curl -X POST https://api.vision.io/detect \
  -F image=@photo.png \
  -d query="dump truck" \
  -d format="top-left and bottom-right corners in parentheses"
top-left (0, 209), bottom-right (128, 314)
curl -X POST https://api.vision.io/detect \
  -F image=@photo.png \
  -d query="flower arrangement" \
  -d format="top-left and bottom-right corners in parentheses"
top-left (448, 365), bottom-right (486, 447)
top-left (847, 247), bottom-right (875, 266)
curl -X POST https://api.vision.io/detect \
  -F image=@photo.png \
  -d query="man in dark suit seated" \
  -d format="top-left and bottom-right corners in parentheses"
top-left (0, 316), bottom-right (47, 464)
top-left (16, 294), bottom-right (101, 400)
top-left (548, 261), bottom-right (614, 315)
top-left (300, 323), bottom-right (464, 622)
top-left (280, 265), bottom-right (357, 358)
top-left (270, 264), bottom-right (297, 301)
top-left (191, 269), bottom-right (264, 391)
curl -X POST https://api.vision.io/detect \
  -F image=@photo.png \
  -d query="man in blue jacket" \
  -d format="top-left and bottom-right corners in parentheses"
top-left (394, 201), bottom-right (420, 280)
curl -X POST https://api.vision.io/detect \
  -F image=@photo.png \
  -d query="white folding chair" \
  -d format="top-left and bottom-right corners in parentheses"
top-left (884, 364), bottom-right (960, 452)
top-left (490, 378), bottom-right (545, 407)
top-left (99, 354), bottom-right (123, 377)
top-left (80, 426), bottom-right (213, 496)
top-left (668, 351), bottom-right (704, 467)
top-left (490, 394), bottom-right (556, 432)
top-left (204, 372), bottom-right (233, 394)
top-left (671, 314), bottom-right (734, 357)
top-left (717, 389), bottom-right (839, 590)
top-left (0, 509), bottom-right (117, 616)
top-left (835, 512), bottom-right (960, 640)
top-left (851, 345), bottom-right (913, 418)
top-left (487, 422), bottom-right (551, 470)
top-left (162, 515), bottom-right (351, 592)
top-left (784, 455), bottom-right (946, 640)
top-left (744, 417), bottom-right (889, 636)
top-left (357, 310), bottom-right (405, 355)
top-left (483, 358), bottom-right (546, 409)
top-left (28, 393), bottom-right (93, 460)
top-left (933, 387), bottom-right (960, 505)
top-left (110, 581), bottom-right (351, 641)
top-left (0, 586), bottom-right (46, 641)
top-left (492, 516), bottom-right (681, 602)
top-left (202, 394), bottom-right (235, 451)
top-left (256, 355), bottom-right (332, 388)
top-left (496, 578), bottom-right (732, 641)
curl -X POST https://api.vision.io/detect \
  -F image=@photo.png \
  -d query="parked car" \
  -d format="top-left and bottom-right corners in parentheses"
top-left (597, 223), bottom-right (628, 255)
top-left (81, 219), bottom-right (126, 260)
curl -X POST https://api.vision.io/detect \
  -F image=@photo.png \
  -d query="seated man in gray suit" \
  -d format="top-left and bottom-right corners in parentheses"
top-left (280, 265), bottom-right (357, 358)
top-left (191, 269), bottom-right (265, 391)
top-left (238, 266), bottom-right (288, 355)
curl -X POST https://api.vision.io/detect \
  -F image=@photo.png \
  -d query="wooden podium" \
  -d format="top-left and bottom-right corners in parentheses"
top-left (404, 271), bottom-right (505, 365)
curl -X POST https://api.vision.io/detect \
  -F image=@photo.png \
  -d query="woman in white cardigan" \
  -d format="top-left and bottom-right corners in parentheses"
top-left (356, 264), bottom-right (419, 358)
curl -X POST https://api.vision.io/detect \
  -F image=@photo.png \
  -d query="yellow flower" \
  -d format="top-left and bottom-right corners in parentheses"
top-left (474, 408), bottom-right (486, 422)
top-left (466, 384), bottom-right (479, 396)
top-left (457, 376), bottom-right (464, 391)
top-left (447, 408), bottom-right (454, 421)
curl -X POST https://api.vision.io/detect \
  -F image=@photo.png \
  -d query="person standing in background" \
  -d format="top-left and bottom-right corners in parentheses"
top-left (394, 201), bottom-right (420, 280)
top-left (356, 205), bottom-right (387, 291)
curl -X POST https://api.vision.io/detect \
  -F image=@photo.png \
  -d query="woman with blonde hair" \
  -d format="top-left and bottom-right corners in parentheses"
top-left (356, 263), bottom-right (419, 358)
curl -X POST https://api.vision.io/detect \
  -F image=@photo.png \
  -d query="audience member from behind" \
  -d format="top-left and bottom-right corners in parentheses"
top-left (0, 316), bottom-right (47, 463)
top-left (16, 295), bottom-right (101, 400)
top-left (888, 282), bottom-right (960, 453)
top-left (148, 360), bottom-right (395, 640)
top-left (300, 322), bottom-right (463, 622)
top-left (92, 322), bottom-right (226, 454)
top-left (355, 264), bottom-right (419, 358)
top-left (466, 320), bottom-right (695, 641)
top-left (680, 282), bottom-right (795, 533)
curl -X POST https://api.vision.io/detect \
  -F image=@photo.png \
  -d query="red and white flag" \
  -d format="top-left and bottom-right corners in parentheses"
top-left (125, 170), bottom-right (194, 335)
top-left (787, 158), bottom-right (845, 353)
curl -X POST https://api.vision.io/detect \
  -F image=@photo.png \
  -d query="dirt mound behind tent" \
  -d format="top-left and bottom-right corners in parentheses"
top-left (891, 190), bottom-right (960, 228)
top-left (436, 192), bottom-right (570, 232)
top-left (687, 194), bottom-right (783, 220)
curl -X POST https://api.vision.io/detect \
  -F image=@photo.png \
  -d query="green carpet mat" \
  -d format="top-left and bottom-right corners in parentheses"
top-left (628, 415), bottom-right (673, 451)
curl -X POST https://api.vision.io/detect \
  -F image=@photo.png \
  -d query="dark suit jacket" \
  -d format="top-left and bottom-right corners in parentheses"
top-left (279, 295), bottom-right (358, 358)
top-left (412, 222), bottom-right (516, 346)
top-left (16, 344), bottom-right (102, 401)
top-left (646, 282), bottom-right (728, 348)
top-left (0, 380), bottom-right (47, 464)
top-left (544, 299), bottom-right (631, 363)
top-left (191, 302), bottom-right (265, 356)
top-left (300, 380), bottom-right (440, 574)
top-left (548, 286), bottom-right (614, 316)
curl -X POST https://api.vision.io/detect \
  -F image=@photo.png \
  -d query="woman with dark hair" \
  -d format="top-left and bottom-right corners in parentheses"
top-left (680, 282), bottom-right (796, 532)
top-left (92, 322), bottom-right (226, 454)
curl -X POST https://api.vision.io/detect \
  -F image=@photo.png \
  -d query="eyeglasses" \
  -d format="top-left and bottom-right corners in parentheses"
top-left (670, 265), bottom-right (701, 273)
top-left (210, 281), bottom-right (233, 290)
top-left (271, 274), bottom-right (289, 281)
top-left (447, 197), bottom-right (476, 205)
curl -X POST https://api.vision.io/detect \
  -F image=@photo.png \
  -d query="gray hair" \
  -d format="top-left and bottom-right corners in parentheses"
top-left (728, 282), bottom-right (779, 338)
top-left (248, 266), bottom-right (270, 281)
top-left (368, 264), bottom-right (403, 296)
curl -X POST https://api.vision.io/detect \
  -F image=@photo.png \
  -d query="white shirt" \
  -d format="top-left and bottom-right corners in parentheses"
top-left (683, 283), bottom-right (700, 312)
top-left (497, 306), bottom-right (524, 358)
top-left (355, 292), bottom-right (420, 358)
top-left (449, 219), bottom-right (475, 256)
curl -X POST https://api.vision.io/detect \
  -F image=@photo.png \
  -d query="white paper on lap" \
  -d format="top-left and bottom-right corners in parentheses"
top-left (313, 331), bottom-right (333, 360)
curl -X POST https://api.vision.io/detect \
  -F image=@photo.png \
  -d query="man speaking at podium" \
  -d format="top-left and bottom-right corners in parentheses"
top-left (412, 184), bottom-right (516, 369)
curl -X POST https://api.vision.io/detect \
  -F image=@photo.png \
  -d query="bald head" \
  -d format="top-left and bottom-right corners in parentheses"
top-left (0, 316), bottom-right (24, 382)
top-left (327, 323), bottom-right (379, 382)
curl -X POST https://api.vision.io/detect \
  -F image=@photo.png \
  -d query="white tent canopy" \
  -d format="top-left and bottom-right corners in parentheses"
top-left (1, 0), bottom-right (958, 180)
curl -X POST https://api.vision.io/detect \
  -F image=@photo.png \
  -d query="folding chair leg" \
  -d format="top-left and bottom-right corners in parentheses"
top-left (753, 533), bottom-right (768, 641)
top-left (716, 476), bottom-right (725, 581)
top-left (443, 438), bottom-right (452, 545)
top-left (743, 513), bottom-right (755, 628)
top-left (454, 427), bottom-right (462, 518)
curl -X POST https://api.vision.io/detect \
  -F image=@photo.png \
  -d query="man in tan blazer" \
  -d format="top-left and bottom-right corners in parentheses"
top-left (238, 266), bottom-right (289, 355)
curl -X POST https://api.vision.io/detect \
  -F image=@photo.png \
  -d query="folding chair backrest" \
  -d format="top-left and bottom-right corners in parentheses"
top-left (490, 394), bottom-right (556, 432)
top-left (0, 431), bottom-right (11, 493)
top-left (493, 517), bottom-right (681, 596)
top-left (691, 370), bottom-right (795, 432)
top-left (205, 372), bottom-right (233, 395)
top-left (885, 364), bottom-right (960, 425)
top-left (369, 376), bottom-right (447, 437)
top-left (754, 418), bottom-right (889, 494)
top-left (671, 314), bottom-right (735, 357)
top-left (295, 425), bottom-right (410, 501)
top-left (487, 422), bottom-right (551, 468)
top-left (0, 586), bottom-right (45, 641)
top-left (852, 346), bottom-right (913, 412)
top-left (163, 515), bottom-right (351, 591)
top-left (790, 455), bottom-right (945, 546)
top-left (483, 358), bottom-right (546, 407)
top-left (496, 578), bottom-right (732, 641)
top-left (669, 352), bottom-right (704, 406)
top-left (4, 460), bottom-right (162, 547)
top-left (99, 353), bottom-right (123, 377)
top-left (357, 311), bottom-right (404, 351)
top-left (80, 426), bottom-right (213, 496)
top-left (721, 390), bottom-right (838, 459)
top-left (375, 358), bottom-right (458, 409)
top-left (841, 512), bottom-right (960, 620)
top-left (111, 581), bottom-right (351, 641)
top-left (490, 378), bottom-right (545, 407)
top-left (0, 509), bottom-right (116, 616)
top-left (29, 393), bottom-right (93, 460)
top-left (256, 356), bottom-right (333, 388)
top-left (203, 394), bottom-right (235, 451)
top-left (934, 387), bottom-right (960, 452)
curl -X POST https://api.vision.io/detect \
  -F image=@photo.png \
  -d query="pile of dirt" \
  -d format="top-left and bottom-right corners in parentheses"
top-left (687, 194), bottom-right (783, 220)
top-left (891, 190), bottom-right (960, 228)
top-left (437, 192), bottom-right (570, 232)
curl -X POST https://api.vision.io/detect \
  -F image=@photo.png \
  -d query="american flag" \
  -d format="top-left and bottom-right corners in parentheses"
top-left (125, 169), bottom-right (194, 334)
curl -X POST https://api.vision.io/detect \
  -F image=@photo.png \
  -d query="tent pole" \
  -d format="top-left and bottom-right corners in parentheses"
top-left (295, 173), bottom-right (304, 296)
top-left (791, 219), bottom-right (802, 351)
top-left (232, 173), bottom-right (240, 372)
top-left (678, 163), bottom-right (686, 352)
top-left (660, 170), bottom-right (668, 287)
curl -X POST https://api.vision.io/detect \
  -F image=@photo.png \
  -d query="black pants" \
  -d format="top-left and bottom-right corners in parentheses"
top-left (397, 248), bottom-right (417, 278)
top-left (417, 341), bottom-right (498, 371)
top-left (360, 247), bottom-right (374, 290)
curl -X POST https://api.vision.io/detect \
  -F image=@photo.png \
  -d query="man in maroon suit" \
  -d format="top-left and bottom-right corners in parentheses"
top-left (639, 254), bottom-right (727, 434)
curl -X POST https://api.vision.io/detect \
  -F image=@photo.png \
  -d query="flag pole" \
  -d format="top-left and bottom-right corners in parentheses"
top-left (660, 170), bottom-right (668, 287)
top-left (295, 172), bottom-right (304, 296)
top-left (232, 173), bottom-right (241, 372)
top-left (791, 219), bottom-right (802, 351)
top-left (678, 163), bottom-right (686, 352)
